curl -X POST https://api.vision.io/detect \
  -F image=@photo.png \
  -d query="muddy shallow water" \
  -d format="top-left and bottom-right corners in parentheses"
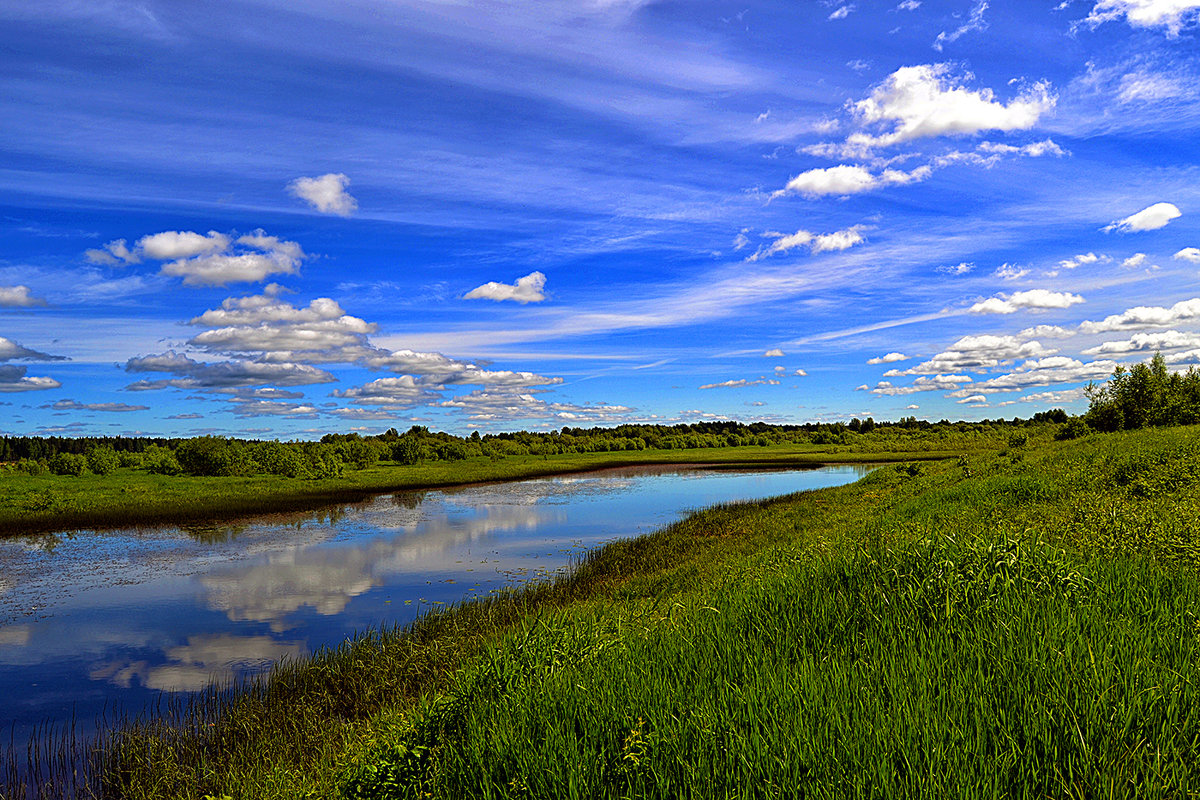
top-left (0, 464), bottom-right (872, 749)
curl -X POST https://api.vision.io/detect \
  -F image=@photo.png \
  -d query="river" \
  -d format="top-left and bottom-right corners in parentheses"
top-left (0, 463), bottom-right (870, 760)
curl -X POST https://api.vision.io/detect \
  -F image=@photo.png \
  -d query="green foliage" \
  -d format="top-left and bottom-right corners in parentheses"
top-left (392, 437), bottom-right (421, 466)
top-left (175, 437), bottom-right (256, 477)
top-left (142, 445), bottom-right (182, 476)
top-left (48, 452), bottom-right (88, 477)
top-left (85, 446), bottom-right (120, 476)
top-left (1055, 417), bottom-right (1090, 440)
top-left (1085, 352), bottom-right (1200, 431)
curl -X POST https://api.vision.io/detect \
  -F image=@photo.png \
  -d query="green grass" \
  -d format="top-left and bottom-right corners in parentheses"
top-left (15, 426), bottom-right (1200, 799)
top-left (0, 442), bottom-right (979, 537)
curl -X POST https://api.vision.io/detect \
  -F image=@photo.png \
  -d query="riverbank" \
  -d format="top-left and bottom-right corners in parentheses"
top-left (83, 425), bottom-right (1200, 798)
top-left (0, 443), bottom-right (976, 537)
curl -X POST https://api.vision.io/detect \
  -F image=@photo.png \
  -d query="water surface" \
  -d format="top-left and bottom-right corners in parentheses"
top-left (0, 464), bottom-right (870, 747)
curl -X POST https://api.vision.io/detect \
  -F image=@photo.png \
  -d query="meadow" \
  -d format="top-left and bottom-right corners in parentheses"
top-left (16, 422), bottom-right (1197, 799)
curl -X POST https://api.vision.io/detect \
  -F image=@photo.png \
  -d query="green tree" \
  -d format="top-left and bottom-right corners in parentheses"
top-left (85, 446), bottom-right (120, 476)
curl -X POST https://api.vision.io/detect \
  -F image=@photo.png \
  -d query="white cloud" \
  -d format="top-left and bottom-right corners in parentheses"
top-left (1018, 324), bottom-right (1076, 339)
top-left (1174, 247), bottom-right (1200, 263)
top-left (1082, 0), bottom-right (1200, 35)
top-left (190, 291), bottom-right (347, 327)
top-left (956, 394), bottom-right (988, 404)
top-left (1118, 70), bottom-right (1189, 103)
top-left (1058, 252), bottom-right (1109, 269)
top-left (1020, 388), bottom-right (1087, 404)
top-left (845, 64), bottom-right (1055, 152)
top-left (995, 263), bottom-right (1029, 280)
top-left (464, 271), bottom-right (547, 304)
top-left (84, 238), bottom-right (137, 265)
top-left (764, 348), bottom-right (785, 357)
top-left (439, 389), bottom-right (634, 423)
top-left (1083, 330), bottom-right (1200, 355)
top-left (773, 164), bottom-right (930, 198)
top-left (887, 334), bottom-right (1052, 375)
top-left (794, 368), bottom-right (808, 376)
top-left (949, 357), bottom-right (1119, 394)
top-left (969, 289), bottom-right (1085, 314)
top-left (871, 374), bottom-right (970, 395)
top-left (938, 262), bottom-right (974, 275)
top-left (227, 398), bottom-right (321, 418)
top-left (747, 225), bottom-right (868, 259)
top-left (1079, 297), bottom-right (1200, 333)
top-left (933, 0), bottom-right (989, 51)
top-left (0, 285), bottom-right (47, 307)
top-left (333, 376), bottom-right (442, 409)
top-left (138, 230), bottom-right (231, 260)
top-left (699, 378), bottom-right (780, 389)
top-left (1104, 202), bottom-right (1182, 233)
top-left (0, 365), bottom-right (61, 393)
top-left (829, 4), bottom-right (855, 20)
top-left (867, 352), bottom-right (908, 364)
top-left (124, 351), bottom-right (336, 390)
top-left (287, 173), bottom-right (358, 216)
top-left (1122, 253), bottom-right (1148, 268)
top-left (898, 0), bottom-right (921, 9)
top-left (365, 349), bottom-right (562, 388)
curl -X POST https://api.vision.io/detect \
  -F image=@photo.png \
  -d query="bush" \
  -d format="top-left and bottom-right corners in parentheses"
top-left (176, 437), bottom-right (255, 477)
top-left (142, 445), bottom-right (182, 476)
top-left (1055, 418), bottom-right (1090, 441)
top-left (253, 441), bottom-right (305, 477)
top-left (16, 459), bottom-right (49, 476)
top-left (48, 452), bottom-right (88, 477)
top-left (392, 437), bottom-right (422, 466)
top-left (86, 446), bottom-right (120, 476)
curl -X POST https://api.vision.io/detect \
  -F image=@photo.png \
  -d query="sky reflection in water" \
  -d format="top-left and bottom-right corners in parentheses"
top-left (0, 464), bottom-right (871, 742)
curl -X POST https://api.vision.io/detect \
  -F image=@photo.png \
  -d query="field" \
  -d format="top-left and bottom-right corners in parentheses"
top-left (9, 425), bottom-right (1200, 798)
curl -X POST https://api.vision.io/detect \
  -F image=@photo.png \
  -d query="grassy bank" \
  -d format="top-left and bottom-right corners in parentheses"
top-left (0, 442), bottom-right (982, 537)
top-left (14, 425), bottom-right (1200, 798)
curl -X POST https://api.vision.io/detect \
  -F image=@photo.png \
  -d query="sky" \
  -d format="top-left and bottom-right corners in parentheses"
top-left (2, 0), bottom-right (1199, 439)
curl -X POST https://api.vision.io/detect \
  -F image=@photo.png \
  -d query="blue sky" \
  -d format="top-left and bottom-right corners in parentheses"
top-left (2, 0), bottom-right (1199, 438)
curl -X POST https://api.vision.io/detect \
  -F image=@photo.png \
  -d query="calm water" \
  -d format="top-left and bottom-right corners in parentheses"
top-left (0, 464), bottom-right (870, 748)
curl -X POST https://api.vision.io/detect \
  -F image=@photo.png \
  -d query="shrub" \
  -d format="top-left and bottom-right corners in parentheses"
top-left (176, 437), bottom-right (255, 477)
top-left (16, 459), bottom-right (49, 476)
top-left (1055, 418), bottom-right (1090, 441)
top-left (392, 437), bottom-right (422, 466)
top-left (48, 452), bottom-right (88, 477)
top-left (86, 446), bottom-right (120, 476)
top-left (142, 445), bottom-right (182, 476)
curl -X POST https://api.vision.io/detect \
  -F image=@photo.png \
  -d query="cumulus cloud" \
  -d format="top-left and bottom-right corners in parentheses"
top-left (439, 389), bottom-right (634, 423)
top-left (1104, 202), bottom-right (1182, 233)
top-left (829, 4), bottom-right (855, 19)
top-left (1058, 252), bottom-right (1109, 269)
top-left (870, 374), bottom-right (970, 395)
top-left (1082, 0), bottom-right (1200, 35)
top-left (773, 164), bottom-right (930, 198)
top-left (956, 394), bottom-right (988, 404)
top-left (0, 364), bottom-right (61, 393)
top-left (43, 399), bottom-right (149, 412)
top-left (87, 229), bottom-right (307, 287)
top-left (844, 63), bottom-right (1055, 152)
top-left (0, 285), bottom-right (47, 307)
top-left (933, 0), bottom-right (989, 51)
top-left (1020, 387), bottom-right (1088, 404)
top-left (946, 357), bottom-right (1119, 395)
top-left (1122, 253), bottom-right (1148, 268)
top-left (969, 289), bottom-right (1085, 314)
top-left (124, 351), bottom-right (335, 390)
top-left (138, 230), bottom-right (231, 261)
top-left (0, 336), bottom-right (66, 362)
top-left (868, 352), bottom-right (908, 364)
top-left (463, 271), bottom-right (547, 304)
top-left (1084, 330), bottom-right (1200, 355)
top-left (1174, 247), bottom-right (1200, 263)
top-left (1018, 324), bottom-right (1076, 339)
top-left (287, 173), bottom-right (358, 216)
top-left (226, 398), bottom-right (321, 418)
top-left (332, 377), bottom-right (443, 409)
top-left (364, 349), bottom-right (562, 388)
top-left (1079, 297), bottom-right (1200, 333)
top-left (887, 334), bottom-right (1052, 376)
top-left (764, 348), bottom-right (785, 357)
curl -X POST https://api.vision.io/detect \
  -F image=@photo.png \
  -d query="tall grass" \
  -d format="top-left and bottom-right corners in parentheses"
top-left (8, 426), bottom-right (1200, 798)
